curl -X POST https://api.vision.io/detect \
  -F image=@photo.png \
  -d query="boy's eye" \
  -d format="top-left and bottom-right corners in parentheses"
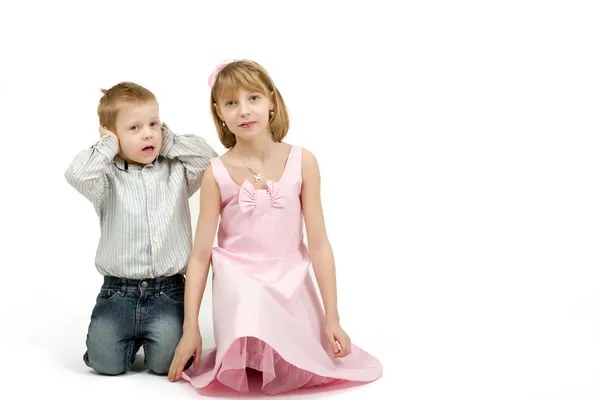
top-left (130, 125), bottom-right (139, 131)
top-left (150, 121), bottom-right (159, 127)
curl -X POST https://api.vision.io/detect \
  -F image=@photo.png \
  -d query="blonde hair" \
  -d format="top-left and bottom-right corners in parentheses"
top-left (98, 82), bottom-right (156, 132)
top-left (210, 60), bottom-right (289, 149)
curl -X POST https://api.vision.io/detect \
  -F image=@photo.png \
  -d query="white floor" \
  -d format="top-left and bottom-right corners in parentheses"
top-left (0, 278), bottom-right (390, 400)
top-left (2, 264), bottom-right (599, 400)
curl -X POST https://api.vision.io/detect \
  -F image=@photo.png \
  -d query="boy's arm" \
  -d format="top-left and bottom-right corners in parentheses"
top-left (160, 123), bottom-right (218, 197)
top-left (64, 135), bottom-right (118, 211)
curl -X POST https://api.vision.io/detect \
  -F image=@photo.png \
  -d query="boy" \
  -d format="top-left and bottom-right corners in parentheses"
top-left (65, 82), bottom-right (217, 375)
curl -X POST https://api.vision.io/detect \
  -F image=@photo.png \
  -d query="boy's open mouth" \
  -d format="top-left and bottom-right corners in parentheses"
top-left (142, 146), bottom-right (155, 153)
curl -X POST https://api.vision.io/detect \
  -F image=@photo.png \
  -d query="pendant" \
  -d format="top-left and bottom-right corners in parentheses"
top-left (253, 173), bottom-right (264, 182)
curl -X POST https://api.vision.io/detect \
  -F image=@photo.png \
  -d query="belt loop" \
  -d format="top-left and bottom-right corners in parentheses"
top-left (155, 277), bottom-right (161, 297)
top-left (121, 278), bottom-right (127, 294)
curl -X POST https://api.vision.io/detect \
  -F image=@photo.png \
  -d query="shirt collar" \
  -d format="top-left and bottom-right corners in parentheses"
top-left (111, 156), bottom-right (158, 171)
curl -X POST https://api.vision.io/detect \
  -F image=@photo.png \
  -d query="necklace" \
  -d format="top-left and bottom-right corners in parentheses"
top-left (235, 152), bottom-right (266, 183)
top-left (246, 166), bottom-right (264, 183)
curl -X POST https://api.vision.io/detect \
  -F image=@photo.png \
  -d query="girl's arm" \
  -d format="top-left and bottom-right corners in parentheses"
top-left (168, 164), bottom-right (221, 381)
top-left (183, 163), bottom-right (221, 331)
top-left (301, 148), bottom-right (352, 358)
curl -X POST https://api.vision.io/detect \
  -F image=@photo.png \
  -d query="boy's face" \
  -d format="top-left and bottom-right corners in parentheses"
top-left (114, 101), bottom-right (162, 166)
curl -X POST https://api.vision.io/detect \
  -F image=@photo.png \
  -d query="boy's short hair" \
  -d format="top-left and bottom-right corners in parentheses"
top-left (98, 82), bottom-right (157, 132)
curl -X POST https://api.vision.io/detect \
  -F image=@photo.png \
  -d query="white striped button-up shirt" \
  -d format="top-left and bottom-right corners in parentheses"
top-left (65, 123), bottom-right (218, 279)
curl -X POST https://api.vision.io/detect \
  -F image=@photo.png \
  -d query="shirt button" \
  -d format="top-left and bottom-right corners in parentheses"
top-left (141, 281), bottom-right (148, 288)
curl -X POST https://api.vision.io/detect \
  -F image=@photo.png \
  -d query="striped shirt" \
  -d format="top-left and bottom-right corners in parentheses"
top-left (65, 123), bottom-right (218, 279)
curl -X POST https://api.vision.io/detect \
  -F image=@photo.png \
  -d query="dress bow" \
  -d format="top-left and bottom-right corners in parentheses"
top-left (238, 180), bottom-right (286, 213)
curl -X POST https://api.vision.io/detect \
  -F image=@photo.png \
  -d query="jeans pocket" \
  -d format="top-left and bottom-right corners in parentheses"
top-left (159, 286), bottom-right (184, 305)
top-left (96, 288), bottom-right (122, 305)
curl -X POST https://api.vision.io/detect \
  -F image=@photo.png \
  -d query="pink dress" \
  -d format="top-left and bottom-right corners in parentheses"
top-left (182, 145), bottom-right (382, 395)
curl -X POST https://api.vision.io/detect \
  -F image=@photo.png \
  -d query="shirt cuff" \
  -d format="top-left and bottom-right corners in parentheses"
top-left (160, 123), bottom-right (175, 157)
top-left (95, 135), bottom-right (119, 161)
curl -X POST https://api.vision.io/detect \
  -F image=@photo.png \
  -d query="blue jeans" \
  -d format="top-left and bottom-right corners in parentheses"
top-left (83, 274), bottom-right (187, 375)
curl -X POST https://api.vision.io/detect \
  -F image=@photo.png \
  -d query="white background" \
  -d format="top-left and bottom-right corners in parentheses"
top-left (1, 0), bottom-right (599, 399)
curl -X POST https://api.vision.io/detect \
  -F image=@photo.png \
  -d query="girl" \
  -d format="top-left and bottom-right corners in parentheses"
top-left (168, 60), bottom-right (382, 394)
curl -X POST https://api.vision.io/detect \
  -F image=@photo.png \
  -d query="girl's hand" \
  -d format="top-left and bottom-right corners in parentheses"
top-left (168, 329), bottom-right (202, 382)
top-left (99, 126), bottom-right (120, 153)
top-left (325, 321), bottom-right (352, 358)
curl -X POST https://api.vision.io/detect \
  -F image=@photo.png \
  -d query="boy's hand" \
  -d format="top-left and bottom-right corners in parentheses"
top-left (325, 321), bottom-right (352, 358)
top-left (99, 126), bottom-right (120, 153)
top-left (168, 329), bottom-right (202, 382)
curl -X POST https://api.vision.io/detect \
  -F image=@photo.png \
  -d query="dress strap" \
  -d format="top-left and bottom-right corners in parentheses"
top-left (210, 157), bottom-right (238, 200)
top-left (285, 145), bottom-right (303, 183)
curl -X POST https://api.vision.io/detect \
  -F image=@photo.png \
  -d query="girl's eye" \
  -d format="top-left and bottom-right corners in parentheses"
top-left (225, 101), bottom-right (235, 107)
top-left (250, 95), bottom-right (259, 101)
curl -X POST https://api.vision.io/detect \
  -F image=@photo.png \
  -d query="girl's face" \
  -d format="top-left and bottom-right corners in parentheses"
top-left (215, 89), bottom-right (273, 143)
